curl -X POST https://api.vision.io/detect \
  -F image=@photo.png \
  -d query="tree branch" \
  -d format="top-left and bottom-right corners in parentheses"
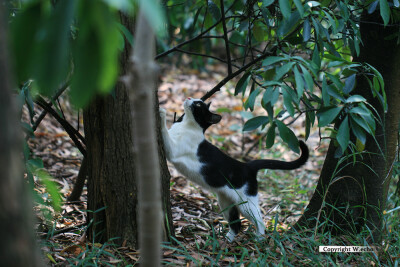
top-left (201, 48), bottom-right (276, 101)
top-left (31, 80), bottom-right (71, 132)
top-left (35, 97), bottom-right (86, 157)
top-left (220, 0), bottom-right (232, 75)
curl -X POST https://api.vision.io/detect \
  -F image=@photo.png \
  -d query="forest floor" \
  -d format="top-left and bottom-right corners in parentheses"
top-left (28, 64), bottom-right (336, 266)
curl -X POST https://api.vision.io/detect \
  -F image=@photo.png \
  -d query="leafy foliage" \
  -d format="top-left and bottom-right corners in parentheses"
top-left (159, 0), bottom-right (396, 156)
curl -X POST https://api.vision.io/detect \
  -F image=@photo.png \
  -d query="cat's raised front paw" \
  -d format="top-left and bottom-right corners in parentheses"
top-left (159, 108), bottom-right (167, 118)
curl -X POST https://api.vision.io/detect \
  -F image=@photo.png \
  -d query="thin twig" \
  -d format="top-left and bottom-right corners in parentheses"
top-left (31, 80), bottom-right (71, 132)
top-left (220, 0), bottom-right (232, 75)
top-left (35, 97), bottom-right (86, 156)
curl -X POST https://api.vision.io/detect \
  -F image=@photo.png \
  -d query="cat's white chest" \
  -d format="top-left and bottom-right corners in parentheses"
top-left (166, 122), bottom-right (210, 188)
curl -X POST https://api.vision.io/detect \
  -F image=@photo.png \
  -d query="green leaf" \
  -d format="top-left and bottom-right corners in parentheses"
top-left (303, 18), bottom-right (311, 42)
top-left (312, 46), bottom-right (321, 70)
top-left (277, 10), bottom-right (301, 37)
top-left (36, 169), bottom-right (62, 212)
top-left (368, 0), bottom-right (379, 14)
top-left (337, 116), bottom-right (350, 152)
top-left (266, 122), bottom-right (276, 148)
top-left (299, 65), bottom-right (314, 91)
top-left (279, 0), bottom-right (291, 20)
top-left (317, 106), bottom-right (343, 127)
top-left (293, 66), bottom-right (304, 98)
top-left (350, 115), bottom-right (367, 144)
top-left (282, 87), bottom-right (295, 117)
top-left (275, 62), bottom-right (296, 80)
top-left (235, 72), bottom-right (251, 95)
top-left (71, 1), bottom-right (120, 107)
top-left (293, 0), bottom-right (304, 17)
top-left (379, 0), bottom-right (390, 26)
top-left (322, 75), bottom-right (330, 106)
top-left (10, 2), bottom-right (43, 83)
top-left (243, 116), bottom-right (270, 131)
top-left (345, 95), bottom-right (366, 103)
top-left (343, 74), bottom-right (356, 94)
top-left (263, 0), bottom-right (275, 7)
top-left (207, 0), bottom-right (221, 21)
top-left (276, 120), bottom-right (300, 153)
top-left (245, 86), bottom-right (260, 111)
top-left (263, 56), bottom-right (285, 66)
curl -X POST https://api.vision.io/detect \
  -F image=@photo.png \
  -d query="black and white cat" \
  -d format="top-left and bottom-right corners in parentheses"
top-left (160, 98), bottom-right (309, 242)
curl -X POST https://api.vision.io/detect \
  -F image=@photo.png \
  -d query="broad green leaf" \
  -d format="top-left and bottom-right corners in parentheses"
top-left (303, 18), bottom-right (311, 42)
top-left (266, 122), bottom-right (276, 148)
top-left (10, 2), bottom-right (43, 82)
top-left (322, 75), bottom-right (330, 106)
top-left (379, 0), bottom-right (390, 26)
top-left (279, 0), bottom-right (291, 20)
top-left (34, 0), bottom-right (76, 96)
top-left (263, 0), bottom-right (275, 7)
top-left (299, 65), bottom-right (314, 91)
top-left (277, 11), bottom-right (301, 37)
top-left (207, 0), bottom-right (221, 21)
top-left (253, 24), bottom-right (265, 42)
top-left (282, 87), bottom-right (295, 117)
top-left (36, 169), bottom-right (62, 212)
top-left (263, 56), bottom-right (285, 66)
top-left (351, 114), bottom-right (373, 135)
top-left (317, 106), bottom-right (343, 127)
top-left (71, 1), bottom-right (120, 107)
top-left (368, 0), bottom-right (379, 14)
top-left (345, 95), bottom-right (366, 103)
top-left (312, 46), bottom-right (321, 70)
top-left (293, 66), bottom-right (304, 97)
top-left (337, 116), bottom-right (350, 152)
top-left (245, 86), bottom-right (260, 111)
top-left (293, 0), bottom-right (304, 17)
top-left (350, 115), bottom-right (367, 144)
top-left (243, 116), bottom-right (269, 131)
top-left (235, 72), bottom-right (251, 95)
top-left (276, 120), bottom-right (300, 153)
top-left (343, 74), bottom-right (356, 94)
top-left (349, 106), bottom-right (370, 116)
top-left (275, 62), bottom-right (296, 80)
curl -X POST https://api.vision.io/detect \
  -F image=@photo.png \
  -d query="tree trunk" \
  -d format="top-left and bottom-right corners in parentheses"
top-left (294, 11), bottom-right (400, 242)
top-left (0, 5), bottom-right (43, 266)
top-left (84, 13), bottom-right (173, 248)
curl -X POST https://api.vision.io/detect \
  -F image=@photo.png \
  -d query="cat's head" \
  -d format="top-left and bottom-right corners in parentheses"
top-left (183, 98), bottom-right (222, 131)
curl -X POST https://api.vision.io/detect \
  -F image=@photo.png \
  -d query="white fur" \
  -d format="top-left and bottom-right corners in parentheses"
top-left (160, 99), bottom-right (265, 241)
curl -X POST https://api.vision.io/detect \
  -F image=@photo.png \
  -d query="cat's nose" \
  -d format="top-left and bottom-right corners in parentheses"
top-left (187, 97), bottom-right (191, 100)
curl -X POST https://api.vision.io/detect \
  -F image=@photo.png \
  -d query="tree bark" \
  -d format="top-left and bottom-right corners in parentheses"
top-left (84, 13), bottom-right (173, 248)
top-left (294, 11), bottom-right (400, 242)
top-left (0, 4), bottom-right (43, 266)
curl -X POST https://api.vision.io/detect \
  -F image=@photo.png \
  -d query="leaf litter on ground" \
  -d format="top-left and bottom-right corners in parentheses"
top-left (24, 63), bottom-right (328, 266)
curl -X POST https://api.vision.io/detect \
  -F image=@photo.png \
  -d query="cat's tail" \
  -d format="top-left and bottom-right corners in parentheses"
top-left (247, 141), bottom-right (309, 171)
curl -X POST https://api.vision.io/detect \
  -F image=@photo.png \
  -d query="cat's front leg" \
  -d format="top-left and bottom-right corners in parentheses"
top-left (159, 108), bottom-right (174, 160)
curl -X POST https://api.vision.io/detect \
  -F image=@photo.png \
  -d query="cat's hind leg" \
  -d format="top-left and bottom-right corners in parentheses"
top-left (217, 193), bottom-right (241, 242)
top-left (237, 194), bottom-right (265, 237)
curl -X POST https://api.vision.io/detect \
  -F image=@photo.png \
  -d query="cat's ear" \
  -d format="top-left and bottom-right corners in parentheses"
top-left (208, 113), bottom-right (222, 124)
top-left (206, 102), bottom-right (212, 109)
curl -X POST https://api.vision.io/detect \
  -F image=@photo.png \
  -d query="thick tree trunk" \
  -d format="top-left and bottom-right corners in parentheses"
top-left (294, 11), bottom-right (400, 242)
top-left (0, 5), bottom-right (43, 266)
top-left (84, 13), bottom-right (173, 248)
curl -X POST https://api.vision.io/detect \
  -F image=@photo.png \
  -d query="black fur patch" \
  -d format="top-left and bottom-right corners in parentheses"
top-left (197, 140), bottom-right (259, 196)
top-left (228, 206), bottom-right (241, 234)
